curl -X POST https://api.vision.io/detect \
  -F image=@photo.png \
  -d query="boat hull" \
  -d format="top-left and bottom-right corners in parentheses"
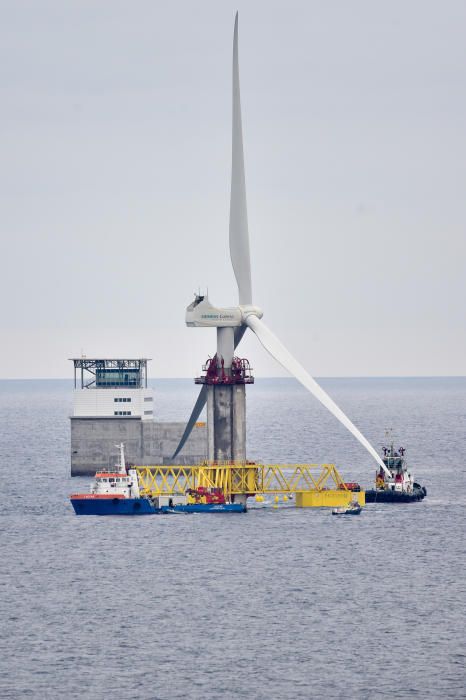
top-left (161, 503), bottom-right (245, 514)
top-left (332, 507), bottom-right (361, 515)
top-left (71, 497), bottom-right (157, 515)
top-left (70, 497), bottom-right (246, 515)
top-left (365, 486), bottom-right (426, 503)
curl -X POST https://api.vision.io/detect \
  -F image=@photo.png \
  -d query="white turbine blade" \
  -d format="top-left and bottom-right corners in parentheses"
top-left (234, 323), bottom-right (247, 349)
top-left (172, 385), bottom-right (208, 459)
top-left (229, 13), bottom-right (252, 306)
top-left (245, 315), bottom-right (390, 475)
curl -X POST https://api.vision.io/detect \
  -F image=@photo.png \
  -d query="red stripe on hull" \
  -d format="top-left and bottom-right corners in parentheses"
top-left (70, 494), bottom-right (127, 500)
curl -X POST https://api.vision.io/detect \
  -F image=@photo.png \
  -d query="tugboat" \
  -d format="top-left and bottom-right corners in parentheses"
top-left (70, 444), bottom-right (246, 515)
top-left (365, 441), bottom-right (427, 503)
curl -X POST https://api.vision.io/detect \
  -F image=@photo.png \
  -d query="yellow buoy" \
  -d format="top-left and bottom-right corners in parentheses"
top-left (283, 495), bottom-right (288, 502)
top-left (274, 495), bottom-right (279, 503)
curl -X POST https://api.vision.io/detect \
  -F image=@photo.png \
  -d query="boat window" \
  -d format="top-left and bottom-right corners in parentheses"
top-left (109, 478), bottom-right (115, 482)
top-left (116, 478), bottom-right (120, 482)
top-left (102, 478), bottom-right (108, 482)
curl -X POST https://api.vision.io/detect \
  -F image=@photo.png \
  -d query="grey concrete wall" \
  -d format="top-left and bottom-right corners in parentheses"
top-left (71, 417), bottom-right (207, 475)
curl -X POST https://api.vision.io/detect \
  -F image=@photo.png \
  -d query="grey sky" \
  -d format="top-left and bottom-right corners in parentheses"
top-left (1, 0), bottom-right (465, 378)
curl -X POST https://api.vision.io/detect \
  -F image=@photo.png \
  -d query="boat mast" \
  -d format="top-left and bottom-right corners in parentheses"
top-left (116, 443), bottom-right (126, 474)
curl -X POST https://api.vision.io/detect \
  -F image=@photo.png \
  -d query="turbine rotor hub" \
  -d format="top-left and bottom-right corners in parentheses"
top-left (240, 305), bottom-right (263, 322)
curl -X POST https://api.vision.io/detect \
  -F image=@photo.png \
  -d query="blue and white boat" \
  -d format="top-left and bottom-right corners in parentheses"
top-left (70, 444), bottom-right (245, 515)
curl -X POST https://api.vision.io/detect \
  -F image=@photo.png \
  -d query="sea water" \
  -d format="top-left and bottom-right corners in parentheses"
top-left (0, 377), bottom-right (465, 699)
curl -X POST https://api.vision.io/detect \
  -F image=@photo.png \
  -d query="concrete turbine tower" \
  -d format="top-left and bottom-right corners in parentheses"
top-left (174, 14), bottom-right (391, 479)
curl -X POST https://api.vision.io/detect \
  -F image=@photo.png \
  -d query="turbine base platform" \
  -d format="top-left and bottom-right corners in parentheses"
top-left (195, 355), bottom-right (254, 385)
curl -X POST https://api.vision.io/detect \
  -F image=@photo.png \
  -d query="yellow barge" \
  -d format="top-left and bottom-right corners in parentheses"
top-left (135, 462), bottom-right (365, 508)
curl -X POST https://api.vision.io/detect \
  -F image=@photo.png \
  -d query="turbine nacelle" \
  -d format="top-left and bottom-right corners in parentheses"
top-left (186, 294), bottom-right (263, 328)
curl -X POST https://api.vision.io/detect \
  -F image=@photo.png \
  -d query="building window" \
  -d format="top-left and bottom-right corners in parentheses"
top-left (144, 410), bottom-right (153, 415)
top-left (114, 411), bottom-right (132, 416)
top-left (96, 368), bottom-right (140, 388)
top-left (144, 397), bottom-right (153, 402)
top-left (114, 398), bottom-right (131, 403)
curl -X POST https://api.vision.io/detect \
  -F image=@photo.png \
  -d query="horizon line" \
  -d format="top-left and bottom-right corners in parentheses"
top-left (0, 375), bottom-right (465, 381)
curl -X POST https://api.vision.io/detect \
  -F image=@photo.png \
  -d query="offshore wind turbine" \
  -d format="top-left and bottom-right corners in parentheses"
top-left (174, 13), bottom-right (390, 479)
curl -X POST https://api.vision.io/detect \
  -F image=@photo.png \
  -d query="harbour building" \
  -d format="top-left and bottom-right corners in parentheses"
top-left (72, 358), bottom-right (153, 419)
top-left (70, 358), bottom-right (207, 475)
